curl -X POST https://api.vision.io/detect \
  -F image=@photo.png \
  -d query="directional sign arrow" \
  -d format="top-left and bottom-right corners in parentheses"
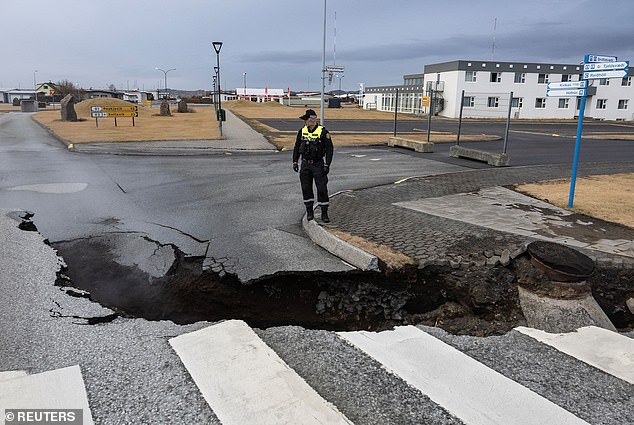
top-left (547, 81), bottom-right (588, 90)
top-left (583, 61), bottom-right (629, 71)
top-left (546, 89), bottom-right (587, 97)
top-left (583, 69), bottom-right (628, 80)
top-left (584, 54), bottom-right (618, 63)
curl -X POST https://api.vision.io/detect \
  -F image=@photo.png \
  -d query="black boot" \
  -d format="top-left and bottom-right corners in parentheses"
top-left (306, 204), bottom-right (314, 221)
top-left (321, 206), bottom-right (330, 223)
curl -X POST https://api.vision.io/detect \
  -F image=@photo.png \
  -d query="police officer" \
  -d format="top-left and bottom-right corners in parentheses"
top-left (292, 109), bottom-right (334, 222)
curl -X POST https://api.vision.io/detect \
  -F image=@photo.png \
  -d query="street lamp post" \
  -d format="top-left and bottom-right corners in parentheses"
top-left (155, 67), bottom-right (175, 100)
top-left (212, 41), bottom-right (223, 137)
top-left (212, 75), bottom-right (217, 111)
top-left (243, 72), bottom-right (247, 100)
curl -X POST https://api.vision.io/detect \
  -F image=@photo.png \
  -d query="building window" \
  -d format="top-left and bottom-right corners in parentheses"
top-left (490, 72), bottom-right (501, 83)
top-left (618, 99), bottom-right (629, 109)
top-left (538, 74), bottom-right (549, 84)
top-left (463, 96), bottom-right (475, 107)
top-left (465, 71), bottom-right (477, 82)
top-left (511, 97), bottom-right (523, 108)
top-left (599, 79), bottom-right (609, 86)
top-left (487, 97), bottom-right (499, 108)
top-left (514, 73), bottom-right (525, 83)
top-left (535, 98), bottom-right (547, 108)
top-left (561, 74), bottom-right (571, 82)
top-left (596, 99), bottom-right (607, 109)
top-left (576, 98), bottom-right (581, 110)
top-left (558, 98), bottom-right (569, 109)
top-left (621, 77), bottom-right (632, 86)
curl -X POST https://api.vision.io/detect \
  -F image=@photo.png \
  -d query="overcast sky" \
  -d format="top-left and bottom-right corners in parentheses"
top-left (2, 0), bottom-right (633, 92)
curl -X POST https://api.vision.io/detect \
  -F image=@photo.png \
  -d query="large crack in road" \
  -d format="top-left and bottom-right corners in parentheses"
top-left (49, 231), bottom-right (634, 336)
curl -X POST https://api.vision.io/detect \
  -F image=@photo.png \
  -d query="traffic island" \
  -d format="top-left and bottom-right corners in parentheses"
top-left (388, 136), bottom-right (434, 153)
top-left (449, 145), bottom-right (511, 166)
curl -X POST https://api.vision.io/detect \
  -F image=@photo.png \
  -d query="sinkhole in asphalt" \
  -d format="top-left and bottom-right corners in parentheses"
top-left (51, 234), bottom-right (634, 336)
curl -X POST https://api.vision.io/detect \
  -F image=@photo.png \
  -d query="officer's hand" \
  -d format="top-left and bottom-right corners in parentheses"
top-left (292, 162), bottom-right (299, 172)
top-left (324, 164), bottom-right (330, 175)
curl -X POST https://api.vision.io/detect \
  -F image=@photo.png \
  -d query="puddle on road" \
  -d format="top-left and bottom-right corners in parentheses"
top-left (49, 233), bottom-right (634, 336)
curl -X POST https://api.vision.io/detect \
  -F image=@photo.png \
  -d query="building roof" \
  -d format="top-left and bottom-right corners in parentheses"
top-left (424, 60), bottom-right (589, 74)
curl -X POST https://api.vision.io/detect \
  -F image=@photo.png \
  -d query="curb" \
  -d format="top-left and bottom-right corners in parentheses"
top-left (302, 214), bottom-right (379, 272)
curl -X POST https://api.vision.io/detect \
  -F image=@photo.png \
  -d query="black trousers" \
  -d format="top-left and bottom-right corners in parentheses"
top-left (299, 159), bottom-right (329, 208)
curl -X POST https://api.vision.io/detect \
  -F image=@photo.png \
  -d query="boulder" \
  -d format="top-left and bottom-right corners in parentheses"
top-left (160, 99), bottom-right (171, 116)
top-left (177, 99), bottom-right (188, 113)
top-left (60, 94), bottom-right (78, 122)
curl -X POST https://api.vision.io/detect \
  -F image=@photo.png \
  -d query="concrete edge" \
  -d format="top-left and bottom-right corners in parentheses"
top-left (65, 144), bottom-right (279, 156)
top-left (302, 214), bottom-right (379, 272)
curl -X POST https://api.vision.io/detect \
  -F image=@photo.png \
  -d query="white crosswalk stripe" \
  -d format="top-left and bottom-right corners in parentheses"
top-left (169, 320), bottom-right (353, 425)
top-left (339, 326), bottom-right (589, 425)
top-left (516, 326), bottom-right (634, 384)
top-left (0, 365), bottom-right (95, 425)
top-left (169, 321), bottom-right (633, 425)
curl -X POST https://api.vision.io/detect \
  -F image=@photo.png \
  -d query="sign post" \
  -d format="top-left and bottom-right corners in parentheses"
top-left (566, 54), bottom-right (629, 208)
top-left (90, 105), bottom-right (138, 128)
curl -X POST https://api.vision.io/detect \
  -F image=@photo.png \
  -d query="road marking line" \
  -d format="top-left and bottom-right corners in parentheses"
top-left (339, 326), bottom-right (589, 425)
top-left (516, 326), bottom-right (634, 384)
top-left (0, 365), bottom-right (94, 425)
top-left (0, 370), bottom-right (27, 382)
top-left (170, 320), bottom-right (353, 425)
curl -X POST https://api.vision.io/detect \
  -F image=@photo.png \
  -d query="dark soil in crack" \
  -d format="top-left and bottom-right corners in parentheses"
top-left (51, 235), bottom-right (634, 336)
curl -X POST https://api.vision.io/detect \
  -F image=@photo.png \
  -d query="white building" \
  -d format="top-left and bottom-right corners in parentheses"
top-left (0, 88), bottom-right (36, 104)
top-left (363, 60), bottom-right (634, 121)
top-left (236, 87), bottom-right (286, 102)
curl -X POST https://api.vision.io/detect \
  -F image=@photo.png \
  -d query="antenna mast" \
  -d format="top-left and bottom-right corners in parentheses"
top-left (333, 11), bottom-right (337, 65)
top-left (491, 17), bottom-right (497, 58)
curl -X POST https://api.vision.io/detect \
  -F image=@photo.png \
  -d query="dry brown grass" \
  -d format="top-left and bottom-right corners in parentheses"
top-left (0, 104), bottom-right (20, 111)
top-left (224, 99), bottom-right (421, 120)
top-left (515, 173), bottom-right (634, 228)
top-left (33, 99), bottom-right (220, 143)
top-left (328, 228), bottom-right (417, 270)
top-left (224, 100), bottom-right (498, 150)
top-left (583, 133), bottom-right (634, 140)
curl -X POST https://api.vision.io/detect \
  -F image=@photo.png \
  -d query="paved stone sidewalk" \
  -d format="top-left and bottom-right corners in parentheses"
top-left (326, 162), bottom-right (634, 270)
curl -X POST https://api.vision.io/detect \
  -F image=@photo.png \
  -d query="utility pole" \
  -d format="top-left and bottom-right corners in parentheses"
top-left (320, 0), bottom-right (327, 126)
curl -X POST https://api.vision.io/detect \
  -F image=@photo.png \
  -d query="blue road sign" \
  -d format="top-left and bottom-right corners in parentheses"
top-left (584, 54), bottom-right (617, 63)
top-left (547, 81), bottom-right (588, 90)
top-left (546, 88), bottom-right (587, 97)
top-left (583, 61), bottom-right (628, 71)
top-left (583, 69), bottom-right (629, 80)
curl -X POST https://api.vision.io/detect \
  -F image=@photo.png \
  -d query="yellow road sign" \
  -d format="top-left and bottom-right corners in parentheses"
top-left (421, 96), bottom-right (431, 107)
top-left (106, 112), bottom-right (138, 117)
top-left (101, 105), bottom-right (138, 112)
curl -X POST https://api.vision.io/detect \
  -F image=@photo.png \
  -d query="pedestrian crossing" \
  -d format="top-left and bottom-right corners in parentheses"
top-left (339, 326), bottom-right (590, 425)
top-left (169, 320), bottom-right (353, 425)
top-left (167, 321), bottom-right (632, 425)
top-left (0, 365), bottom-right (94, 425)
top-left (1, 323), bottom-right (632, 425)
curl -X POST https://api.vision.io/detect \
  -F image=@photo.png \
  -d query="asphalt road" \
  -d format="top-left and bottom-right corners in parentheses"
top-left (263, 117), bottom-right (634, 167)
top-left (0, 112), bottom-right (462, 282)
top-left (1, 112), bottom-right (633, 424)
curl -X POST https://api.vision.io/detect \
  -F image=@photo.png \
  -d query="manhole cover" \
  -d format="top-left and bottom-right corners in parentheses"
top-left (527, 241), bottom-right (594, 282)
